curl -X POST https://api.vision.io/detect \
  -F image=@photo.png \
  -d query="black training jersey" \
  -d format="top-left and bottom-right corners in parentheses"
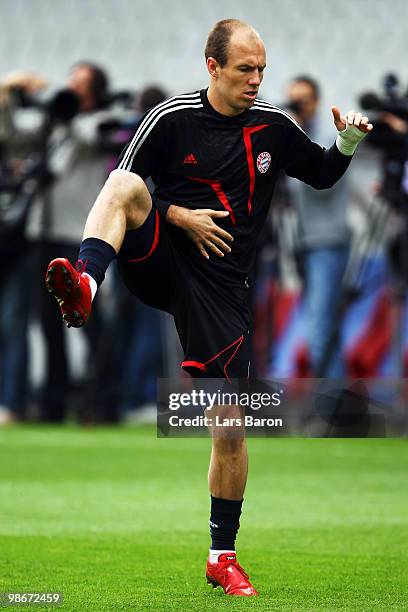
top-left (117, 89), bottom-right (351, 282)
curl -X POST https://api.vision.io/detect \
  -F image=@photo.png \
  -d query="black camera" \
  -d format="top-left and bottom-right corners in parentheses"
top-left (359, 74), bottom-right (408, 210)
top-left (10, 86), bottom-right (80, 123)
top-left (360, 74), bottom-right (408, 122)
top-left (359, 74), bottom-right (408, 283)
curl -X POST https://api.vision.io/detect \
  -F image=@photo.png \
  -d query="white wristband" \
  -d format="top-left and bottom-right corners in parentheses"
top-left (336, 124), bottom-right (367, 156)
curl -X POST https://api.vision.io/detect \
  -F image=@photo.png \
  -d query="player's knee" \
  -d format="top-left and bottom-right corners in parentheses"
top-left (107, 169), bottom-right (147, 207)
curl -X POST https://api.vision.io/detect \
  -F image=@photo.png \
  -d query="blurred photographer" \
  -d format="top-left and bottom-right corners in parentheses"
top-left (285, 76), bottom-right (351, 377)
top-left (35, 62), bottom-right (116, 422)
top-left (112, 85), bottom-right (168, 422)
top-left (1, 62), bottom-right (118, 422)
top-left (360, 76), bottom-right (408, 282)
top-left (0, 72), bottom-right (47, 423)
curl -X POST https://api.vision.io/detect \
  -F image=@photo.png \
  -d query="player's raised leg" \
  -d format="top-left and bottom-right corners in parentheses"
top-left (45, 170), bottom-right (151, 327)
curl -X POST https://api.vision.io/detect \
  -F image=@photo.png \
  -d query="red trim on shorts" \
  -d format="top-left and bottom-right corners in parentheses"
top-left (223, 335), bottom-right (244, 380)
top-left (242, 125), bottom-right (269, 214)
top-left (181, 334), bottom-right (245, 383)
top-left (124, 210), bottom-right (160, 263)
top-left (181, 360), bottom-right (207, 372)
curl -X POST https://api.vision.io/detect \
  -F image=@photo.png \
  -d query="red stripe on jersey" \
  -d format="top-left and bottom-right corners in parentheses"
top-left (243, 125), bottom-right (269, 214)
top-left (124, 209), bottom-right (160, 262)
top-left (188, 177), bottom-right (236, 226)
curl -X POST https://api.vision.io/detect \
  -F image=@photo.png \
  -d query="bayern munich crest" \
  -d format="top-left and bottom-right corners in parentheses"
top-left (256, 152), bottom-right (271, 173)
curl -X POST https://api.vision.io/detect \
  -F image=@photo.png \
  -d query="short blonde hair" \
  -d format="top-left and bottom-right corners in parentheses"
top-left (205, 19), bottom-right (258, 67)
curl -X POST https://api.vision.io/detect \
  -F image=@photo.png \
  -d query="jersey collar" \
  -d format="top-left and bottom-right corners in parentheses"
top-left (200, 88), bottom-right (250, 123)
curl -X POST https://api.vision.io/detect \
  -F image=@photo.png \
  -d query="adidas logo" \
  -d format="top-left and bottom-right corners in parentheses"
top-left (183, 153), bottom-right (198, 164)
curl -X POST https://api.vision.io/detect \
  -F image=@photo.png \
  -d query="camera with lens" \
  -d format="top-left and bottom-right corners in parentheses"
top-left (359, 74), bottom-right (408, 282)
top-left (0, 84), bottom-right (133, 242)
top-left (359, 74), bottom-right (408, 210)
top-left (360, 73), bottom-right (408, 122)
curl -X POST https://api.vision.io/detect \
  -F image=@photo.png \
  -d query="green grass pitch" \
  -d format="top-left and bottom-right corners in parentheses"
top-left (0, 426), bottom-right (407, 611)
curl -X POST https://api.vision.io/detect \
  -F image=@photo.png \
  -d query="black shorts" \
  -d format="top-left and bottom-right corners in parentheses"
top-left (117, 205), bottom-right (251, 380)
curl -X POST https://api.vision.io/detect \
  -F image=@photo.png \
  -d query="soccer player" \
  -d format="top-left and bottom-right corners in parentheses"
top-left (45, 19), bottom-right (372, 596)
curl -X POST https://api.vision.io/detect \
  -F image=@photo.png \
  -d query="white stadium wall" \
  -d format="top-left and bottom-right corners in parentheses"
top-left (0, 0), bottom-right (407, 113)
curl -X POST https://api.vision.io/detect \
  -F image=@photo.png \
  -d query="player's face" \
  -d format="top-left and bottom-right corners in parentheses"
top-left (210, 30), bottom-right (266, 116)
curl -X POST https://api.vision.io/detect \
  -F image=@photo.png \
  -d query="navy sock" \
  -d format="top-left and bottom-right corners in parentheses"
top-left (77, 237), bottom-right (116, 287)
top-left (209, 495), bottom-right (243, 550)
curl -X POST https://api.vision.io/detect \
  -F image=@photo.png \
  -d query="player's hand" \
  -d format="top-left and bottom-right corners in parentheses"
top-left (185, 209), bottom-right (234, 259)
top-left (167, 205), bottom-right (234, 259)
top-left (331, 106), bottom-right (373, 134)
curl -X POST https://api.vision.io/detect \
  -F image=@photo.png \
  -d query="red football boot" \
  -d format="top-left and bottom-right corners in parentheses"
top-left (45, 258), bottom-right (92, 328)
top-left (206, 552), bottom-right (258, 596)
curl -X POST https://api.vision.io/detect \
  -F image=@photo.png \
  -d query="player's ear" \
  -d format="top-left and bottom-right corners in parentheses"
top-left (206, 57), bottom-right (219, 79)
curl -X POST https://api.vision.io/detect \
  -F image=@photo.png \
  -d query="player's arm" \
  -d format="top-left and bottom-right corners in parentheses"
top-left (119, 109), bottom-right (233, 258)
top-left (165, 205), bottom-right (233, 259)
top-left (150, 198), bottom-right (234, 259)
top-left (283, 107), bottom-right (373, 188)
top-left (133, 137), bottom-right (233, 258)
